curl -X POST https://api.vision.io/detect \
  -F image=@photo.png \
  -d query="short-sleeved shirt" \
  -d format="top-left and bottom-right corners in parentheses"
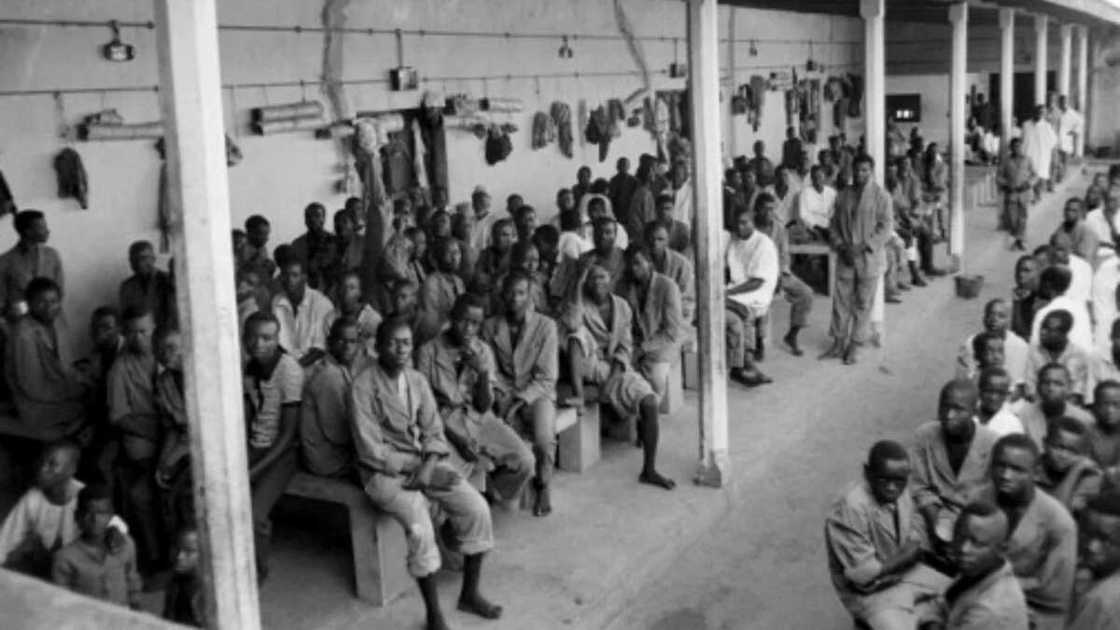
top-left (726, 230), bottom-right (779, 312)
top-left (52, 536), bottom-right (141, 606)
top-left (243, 353), bottom-right (304, 450)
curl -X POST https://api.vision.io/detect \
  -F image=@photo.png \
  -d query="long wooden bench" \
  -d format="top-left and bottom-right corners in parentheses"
top-left (283, 472), bottom-right (411, 607)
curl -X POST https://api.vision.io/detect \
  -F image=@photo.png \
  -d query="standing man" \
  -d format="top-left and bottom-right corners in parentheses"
top-left (351, 317), bottom-right (502, 629)
top-left (1021, 106), bottom-right (1057, 203)
top-left (997, 138), bottom-right (1036, 252)
top-left (823, 155), bottom-right (892, 365)
top-left (119, 241), bottom-right (176, 331)
top-left (608, 157), bottom-right (639, 231)
top-left (240, 215), bottom-right (275, 281)
top-left (1057, 95), bottom-right (1083, 169)
top-left (289, 202), bottom-right (336, 292)
top-left (0, 210), bottom-right (64, 319)
top-left (747, 140), bottom-right (775, 188)
top-left (780, 127), bottom-right (803, 172)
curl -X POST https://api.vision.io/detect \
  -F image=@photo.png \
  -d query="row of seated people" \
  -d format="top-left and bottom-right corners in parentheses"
top-left (824, 168), bottom-right (1120, 630)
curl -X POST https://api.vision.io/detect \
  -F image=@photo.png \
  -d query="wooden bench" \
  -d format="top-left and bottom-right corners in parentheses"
top-left (789, 242), bottom-right (835, 297)
top-left (284, 473), bottom-right (411, 607)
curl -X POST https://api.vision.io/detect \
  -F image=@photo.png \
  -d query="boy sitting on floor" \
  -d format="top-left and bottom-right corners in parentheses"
top-left (51, 483), bottom-right (142, 609)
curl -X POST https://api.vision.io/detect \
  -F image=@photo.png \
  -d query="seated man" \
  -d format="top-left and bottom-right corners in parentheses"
top-left (1014, 363), bottom-right (1094, 449)
top-left (1036, 416), bottom-right (1102, 516)
top-left (753, 193), bottom-right (814, 356)
top-left (119, 240), bottom-right (176, 331)
top-left (725, 205), bottom-right (779, 386)
top-left (616, 244), bottom-right (685, 401)
top-left (974, 434), bottom-right (1077, 630)
top-left (1089, 379), bottom-right (1120, 490)
top-left (1030, 265), bottom-right (1092, 353)
top-left (51, 483), bottom-right (142, 610)
top-left (645, 221), bottom-right (695, 323)
top-left (272, 257), bottom-right (335, 368)
top-left (107, 307), bottom-right (164, 572)
top-left (289, 202), bottom-right (336, 291)
top-left (299, 317), bottom-right (369, 479)
top-left (419, 237), bottom-right (466, 343)
top-left (351, 317), bottom-right (502, 629)
top-left (652, 193), bottom-right (691, 255)
top-left (5, 277), bottom-right (89, 441)
top-left (1025, 309), bottom-right (1090, 402)
top-left (472, 218), bottom-right (516, 299)
top-left (241, 312), bottom-right (303, 581)
top-left (550, 218), bottom-right (626, 305)
top-left (941, 502), bottom-right (1029, 629)
top-left (957, 298), bottom-right (1028, 390)
top-left (482, 272), bottom-right (559, 516)
top-left (910, 380), bottom-right (1000, 543)
top-left (791, 165), bottom-right (836, 243)
top-left (419, 294), bottom-right (535, 512)
top-left (1068, 492), bottom-right (1120, 630)
top-left (0, 442), bottom-right (130, 577)
top-left (562, 264), bottom-right (675, 490)
top-left (825, 440), bottom-right (947, 629)
top-left (974, 367), bottom-right (1025, 437)
top-left (490, 241), bottom-right (549, 316)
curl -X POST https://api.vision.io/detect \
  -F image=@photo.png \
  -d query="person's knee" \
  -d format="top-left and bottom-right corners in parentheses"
top-left (639, 394), bottom-right (659, 416)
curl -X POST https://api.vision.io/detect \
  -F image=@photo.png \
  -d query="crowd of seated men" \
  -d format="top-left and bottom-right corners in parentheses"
top-left (0, 132), bottom-right (976, 628)
top-left (826, 165), bottom-right (1120, 630)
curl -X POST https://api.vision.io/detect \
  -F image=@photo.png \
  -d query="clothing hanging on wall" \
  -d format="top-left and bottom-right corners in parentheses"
top-left (847, 74), bottom-right (864, 119)
top-left (748, 75), bottom-right (767, 132)
top-left (585, 105), bottom-right (612, 162)
top-left (0, 170), bottom-right (16, 217)
top-left (485, 125), bottom-right (513, 165)
top-left (53, 148), bottom-right (88, 209)
top-left (550, 102), bottom-right (573, 158)
top-left (531, 111), bottom-right (555, 149)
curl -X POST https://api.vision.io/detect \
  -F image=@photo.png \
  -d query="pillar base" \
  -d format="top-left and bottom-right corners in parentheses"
top-left (947, 254), bottom-right (962, 275)
top-left (693, 450), bottom-right (730, 488)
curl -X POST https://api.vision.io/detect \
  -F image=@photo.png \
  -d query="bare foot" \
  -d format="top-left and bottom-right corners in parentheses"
top-left (458, 593), bottom-right (503, 619)
top-left (639, 470), bottom-right (676, 490)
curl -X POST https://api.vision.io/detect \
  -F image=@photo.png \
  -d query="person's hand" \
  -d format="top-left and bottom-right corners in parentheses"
top-left (403, 458), bottom-right (437, 490)
top-left (461, 345), bottom-right (486, 374)
top-left (299, 348), bottom-right (327, 367)
top-left (428, 465), bottom-right (461, 491)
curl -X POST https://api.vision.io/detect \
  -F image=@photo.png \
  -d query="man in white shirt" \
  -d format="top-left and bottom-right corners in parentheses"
top-left (1021, 105), bottom-right (1058, 201)
top-left (795, 166), bottom-right (837, 239)
top-left (725, 204), bottom-right (779, 386)
top-left (272, 257), bottom-right (336, 367)
top-left (1058, 95), bottom-right (1083, 162)
top-left (1086, 185), bottom-right (1120, 264)
top-left (1093, 256), bottom-right (1120, 355)
top-left (1089, 319), bottom-right (1120, 404)
top-left (466, 186), bottom-right (499, 253)
top-left (975, 367), bottom-right (1025, 437)
top-left (957, 298), bottom-right (1030, 390)
top-left (1050, 232), bottom-right (1092, 308)
top-left (1031, 266), bottom-right (1093, 353)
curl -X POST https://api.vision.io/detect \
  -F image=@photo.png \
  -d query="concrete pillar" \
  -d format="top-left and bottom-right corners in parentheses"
top-left (949, 3), bottom-right (967, 268)
top-left (686, 0), bottom-right (729, 488)
top-left (153, 1), bottom-right (262, 627)
top-left (1077, 25), bottom-right (1089, 155)
top-left (1035, 14), bottom-right (1049, 106)
top-left (1000, 9), bottom-right (1015, 146)
top-left (862, 0), bottom-right (886, 184)
top-left (1059, 23), bottom-right (1073, 99)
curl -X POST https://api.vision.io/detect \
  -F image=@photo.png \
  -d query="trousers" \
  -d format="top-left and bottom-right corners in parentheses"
top-left (830, 262), bottom-right (879, 346)
top-left (250, 447), bottom-right (298, 576)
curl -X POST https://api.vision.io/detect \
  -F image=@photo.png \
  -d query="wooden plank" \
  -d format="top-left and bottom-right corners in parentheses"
top-left (153, 1), bottom-right (261, 627)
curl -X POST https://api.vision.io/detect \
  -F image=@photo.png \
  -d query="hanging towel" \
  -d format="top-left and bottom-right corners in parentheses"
top-left (0, 170), bottom-right (16, 217)
top-left (53, 148), bottom-right (88, 209)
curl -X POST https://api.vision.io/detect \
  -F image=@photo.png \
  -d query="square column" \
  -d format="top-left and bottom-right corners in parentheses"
top-left (154, 0), bottom-right (262, 627)
top-left (686, 0), bottom-right (729, 487)
top-left (1077, 25), bottom-right (1089, 155)
top-left (1059, 23), bottom-right (1073, 98)
top-left (1035, 14), bottom-right (1049, 106)
top-left (999, 9), bottom-right (1015, 149)
top-left (862, 0), bottom-right (886, 184)
top-left (949, 3), bottom-right (967, 265)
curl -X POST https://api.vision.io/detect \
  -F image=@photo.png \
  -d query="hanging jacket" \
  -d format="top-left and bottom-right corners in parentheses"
top-left (485, 125), bottom-right (513, 165)
top-left (53, 148), bottom-right (88, 209)
top-left (586, 106), bottom-right (612, 162)
top-left (0, 170), bottom-right (16, 217)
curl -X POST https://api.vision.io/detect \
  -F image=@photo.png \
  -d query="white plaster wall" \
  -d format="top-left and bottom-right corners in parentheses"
top-left (0, 0), bottom-right (860, 351)
top-left (885, 72), bottom-right (987, 148)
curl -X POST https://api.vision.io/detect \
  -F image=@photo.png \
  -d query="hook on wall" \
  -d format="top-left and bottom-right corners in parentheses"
top-left (558, 35), bottom-right (573, 59)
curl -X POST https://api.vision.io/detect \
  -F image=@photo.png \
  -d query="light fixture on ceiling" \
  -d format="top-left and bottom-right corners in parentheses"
top-left (101, 20), bottom-right (135, 62)
top-left (749, 40), bottom-right (758, 57)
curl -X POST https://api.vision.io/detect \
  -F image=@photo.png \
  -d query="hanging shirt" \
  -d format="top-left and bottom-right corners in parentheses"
top-left (726, 230), bottom-right (779, 312)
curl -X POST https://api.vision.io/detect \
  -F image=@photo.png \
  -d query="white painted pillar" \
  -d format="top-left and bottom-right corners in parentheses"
top-left (1000, 9), bottom-right (1015, 146)
top-left (726, 8), bottom-right (737, 161)
top-left (686, 0), bottom-right (729, 487)
top-left (862, 0), bottom-right (887, 184)
top-left (1035, 14), bottom-right (1049, 106)
top-left (1077, 25), bottom-right (1089, 156)
top-left (1059, 23), bottom-right (1073, 99)
top-left (153, 1), bottom-right (262, 628)
top-left (949, 2), bottom-right (968, 268)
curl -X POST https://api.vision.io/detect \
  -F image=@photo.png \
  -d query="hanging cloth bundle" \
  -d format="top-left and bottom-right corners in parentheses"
top-left (550, 102), bottom-right (573, 158)
top-left (847, 73), bottom-right (864, 118)
top-left (53, 148), bottom-right (88, 209)
top-left (531, 111), bottom-right (556, 149)
top-left (585, 106), bottom-right (612, 162)
top-left (748, 75), bottom-right (767, 132)
top-left (484, 125), bottom-right (512, 165)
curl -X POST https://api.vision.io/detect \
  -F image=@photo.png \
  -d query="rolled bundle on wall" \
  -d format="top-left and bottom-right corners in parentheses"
top-left (252, 117), bottom-right (325, 136)
top-left (251, 100), bottom-right (324, 123)
top-left (80, 121), bottom-right (164, 141)
top-left (480, 97), bottom-right (524, 113)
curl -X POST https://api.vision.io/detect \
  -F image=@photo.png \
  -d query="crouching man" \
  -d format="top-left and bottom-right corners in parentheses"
top-left (351, 316), bottom-right (501, 630)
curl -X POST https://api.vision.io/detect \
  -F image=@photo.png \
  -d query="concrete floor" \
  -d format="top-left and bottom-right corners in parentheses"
top-left (610, 173), bottom-right (1088, 630)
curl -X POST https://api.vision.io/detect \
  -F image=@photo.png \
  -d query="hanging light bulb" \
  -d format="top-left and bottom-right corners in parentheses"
top-left (749, 40), bottom-right (758, 57)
